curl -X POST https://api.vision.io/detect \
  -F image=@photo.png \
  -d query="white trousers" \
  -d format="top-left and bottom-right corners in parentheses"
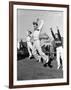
top-left (56, 46), bottom-right (63, 69)
top-left (32, 40), bottom-right (49, 63)
top-left (17, 42), bottom-right (20, 50)
top-left (27, 42), bottom-right (33, 57)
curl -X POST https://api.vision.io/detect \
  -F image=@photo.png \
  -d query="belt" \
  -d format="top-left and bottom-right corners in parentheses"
top-left (34, 39), bottom-right (39, 41)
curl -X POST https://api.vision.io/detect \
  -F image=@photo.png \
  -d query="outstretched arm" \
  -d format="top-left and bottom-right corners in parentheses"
top-left (50, 28), bottom-right (56, 40)
top-left (38, 20), bottom-right (44, 31)
top-left (57, 27), bottom-right (61, 40)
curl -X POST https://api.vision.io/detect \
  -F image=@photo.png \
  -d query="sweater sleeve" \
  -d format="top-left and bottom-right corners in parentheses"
top-left (38, 20), bottom-right (44, 31)
top-left (57, 29), bottom-right (62, 41)
top-left (50, 28), bottom-right (56, 40)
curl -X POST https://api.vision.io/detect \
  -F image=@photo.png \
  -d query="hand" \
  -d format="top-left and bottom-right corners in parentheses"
top-left (50, 27), bottom-right (52, 30)
top-left (36, 18), bottom-right (39, 22)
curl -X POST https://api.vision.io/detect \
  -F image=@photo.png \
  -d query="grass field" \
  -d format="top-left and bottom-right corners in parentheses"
top-left (17, 58), bottom-right (63, 80)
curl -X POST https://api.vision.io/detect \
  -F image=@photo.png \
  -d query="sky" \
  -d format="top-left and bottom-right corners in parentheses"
top-left (17, 9), bottom-right (63, 42)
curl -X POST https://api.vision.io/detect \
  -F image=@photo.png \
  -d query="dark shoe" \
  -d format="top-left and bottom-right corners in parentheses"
top-left (43, 63), bottom-right (53, 68)
top-left (48, 63), bottom-right (53, 68)
top-left (43, 63), bottom-right (48, 67)
top-left (41, 57), bottom-right (44, 63)
top-left (29, 55), bottom-right (34, 59)
top-left (36, 60), bottom-right (39, 62)
top-left (47, 58), bottom-right (53, 68)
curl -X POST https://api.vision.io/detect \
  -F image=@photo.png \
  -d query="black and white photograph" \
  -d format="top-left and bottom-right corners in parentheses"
top-left (9, 2), bottom-right (69, 88)
top-left (17, 9), bottom-right (64, 80)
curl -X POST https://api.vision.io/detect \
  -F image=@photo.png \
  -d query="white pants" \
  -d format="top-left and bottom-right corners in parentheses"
top-left (27, 42), bottom-right (33, 57)
top-left (32, 40), bottom-right (49, 63)
top-left (56, 46), bottom-right (63, 69)
top-left (17, 42), bottom-right (20, 50)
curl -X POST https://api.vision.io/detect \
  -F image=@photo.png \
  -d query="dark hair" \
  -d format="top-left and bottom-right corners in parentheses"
top-left (28, 31), bottom-right (32, 34)
top-left (33, 22), bottom-right (38, 26)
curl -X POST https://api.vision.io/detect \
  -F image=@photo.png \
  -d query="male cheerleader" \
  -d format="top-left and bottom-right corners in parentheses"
top-left (26, 30), bottom-right (33, 58)
top-left (32, 18), bottom-right (49, 67)
top-left (50, 27), bottom-right (63, 69)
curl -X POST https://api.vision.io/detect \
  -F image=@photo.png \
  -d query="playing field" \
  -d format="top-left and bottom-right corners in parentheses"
top-left (17, 58), bottom-right (63, 80)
